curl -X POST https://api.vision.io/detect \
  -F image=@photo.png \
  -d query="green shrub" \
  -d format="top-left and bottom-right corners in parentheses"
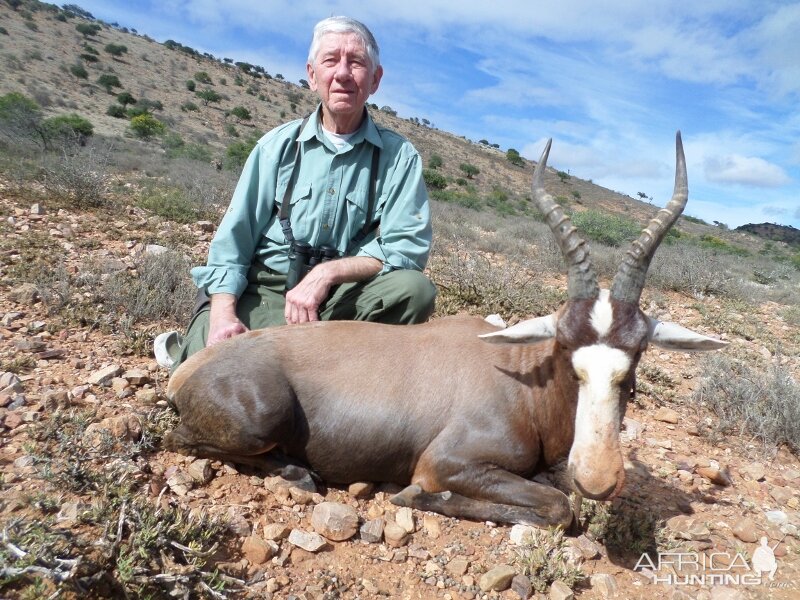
top-left (0, 27), bottom-right (8, 35)
top-left (698, 234), bottom-right (750, 257)
top-left (97, 73), bottom-right (122, 92)
top-left (104, 43), bottom-right (128, 58)
top-left (41, 113), bottom-right (94, 146)
top-left (136, 186), bottom-right (211, 223)
top-left (459, 162), bottom-right (480, 179)
top-left (196, 89), bottom-right (221, 106)
top-left (557, 170), bottom-right (569, 182)
top-left (224, 123), bottom-right (239, 138)
top-left (116, 91), bottom-right (136, 106)
top-left (185, 79), bottom-right (196, 92)
top-left (82, 43), bottom-right (99, 55)
top-left (229, 105), bottom-right (251, 122)
top-left (75, 22), bottom-right (101, 38)
top-left (423, 168), bottom-right (447, 190)
top-left (180, 101), bottom-right (199, 112)
top-left (428, 153), bottom-right (443, 169)
top-left (106, 104), bottom-right (126, 118)
top-left (129, 113), bottom-right (165, 139)
top-left (0, 91), bottom-right (43, 143)
top-left (79, 53), bottom-right (99, 63)
top-left (194, 71), bottom-right (212, 84)
top-left (506, 148), bottom-right (524, 166)
top-left (571, 210), bottom-right (641, 247)
top-left (69, 63), bottom-right (88, 79)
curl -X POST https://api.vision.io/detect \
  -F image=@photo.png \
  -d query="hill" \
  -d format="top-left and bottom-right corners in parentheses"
top-left (736, 222), bottom-right (800, 248)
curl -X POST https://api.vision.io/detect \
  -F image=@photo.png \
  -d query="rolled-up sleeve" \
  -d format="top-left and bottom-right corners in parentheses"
top-left (357, 147), bottom-right (432, 272)
top-left (191, 137), bottom-right (281, 296)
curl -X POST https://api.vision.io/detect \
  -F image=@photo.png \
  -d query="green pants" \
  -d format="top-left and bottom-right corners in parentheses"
top-left (173, 265), bottom-right (437, 369)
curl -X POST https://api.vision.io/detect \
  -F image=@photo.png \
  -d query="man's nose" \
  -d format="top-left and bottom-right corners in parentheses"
top-left (334, 58), bottom-right (352, 79)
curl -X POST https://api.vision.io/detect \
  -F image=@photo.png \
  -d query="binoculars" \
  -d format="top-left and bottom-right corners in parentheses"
top-left (285, 242), bottom-right (339, 290)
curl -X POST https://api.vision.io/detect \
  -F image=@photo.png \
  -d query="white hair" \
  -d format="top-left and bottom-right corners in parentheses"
top-left (307, 16), bottom-right (380, 72)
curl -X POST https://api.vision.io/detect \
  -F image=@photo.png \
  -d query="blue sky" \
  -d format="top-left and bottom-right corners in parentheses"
top-left (74, 0), bottom-right (800, 229)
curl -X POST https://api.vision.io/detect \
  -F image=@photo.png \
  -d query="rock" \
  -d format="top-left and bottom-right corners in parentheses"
top-left (288, 486), bottom-right (314, 505)
top-left (740, 462), bottom-right (765, 481)
top-left (122, 369), bottom-right (150, 386)
top-left (86, 364), bottom-right (123, 386)
top-left (57, 501), bottom-right (89, 523)
top-left (0, 372), bottom-right (22, 391)
top-left (383, 521), bottom-right (409, 547)
top-left (510, 524), bottom-right (537, 545)
top-left (263, 522), bottom-right (290, 541)
top-left (4, 412), bottom-right (24, 430)
top-left (42, 390), bottom-right (69, 409)
top-left (446, 557), bottom-right (470, 577)
top-left (709, 586), bottom-right (746, 600)
top-left (696, 465), bottom-right (731, 486)
top-left (731, 518), bottom-right (759, 543)
top-left (396, 507), bottom-right (416, 533)
top-left (288, 529), bottom-right (327, 552)
top-left (573, 534), bottom-right (602, 560)
top-left (590, 573), bottom-right (618, 598)
top-left (111, 377), bottom-right (129, 394)
top-left (187, 459), bottom-right (213, 484)
top-left (666, 516), bottom-right (711, 541)
top-left (30, 203), bottom-right (44, 215)
top-left (241, 535), bottom-right (276, 565)
top-left (83, 414), bottom-right (142, 448)
top-left (135, 389), bottom-right (158, 404)
top-left (311, 502), bottom-right (359, 541)
top-left (549, 579), bottom-right (574, 600)
top-left (8, 283), bottom-right (39, 304)
top-left (622, 417), bottom-right (643, 441)
top-left (197, 220), bottom-right (215, 232)
top-left (359, 518), bottom-right (384, 543)
top-left (422, 514), bottom-right (441, 538)
top-left (654, 407), bottom-right (679, 424)
top-left (348, 481), bottom-right (374, 498)
top-left (769, 486), bottom-right (794, 506)
top-left (764, 510), bottom-right (788, 526)
top-left (166, 471), bottom-right (194, 496)
top-left (479, 564), bottom-right (516, 592)
top-left (511, 574), bottom-right (533, 599)
top-left (1, 312), bottom-right (24, 327)
top-left (145, 244), bottom-right (169, 256)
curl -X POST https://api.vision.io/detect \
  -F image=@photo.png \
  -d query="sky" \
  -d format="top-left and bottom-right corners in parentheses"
top-left (73, 0), bottom-right (800, 229)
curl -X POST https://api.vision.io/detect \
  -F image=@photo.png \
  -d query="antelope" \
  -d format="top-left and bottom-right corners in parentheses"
top-left (165, 132), bottom-right (725, 527)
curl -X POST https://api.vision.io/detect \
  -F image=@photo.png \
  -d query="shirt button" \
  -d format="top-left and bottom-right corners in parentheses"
top-left (322, 223), bottom-right (330, 230)
top-left (328, 187), bottom-right (335, 195)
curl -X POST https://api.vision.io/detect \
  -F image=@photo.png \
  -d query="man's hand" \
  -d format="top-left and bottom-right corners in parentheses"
top-left (284, 256), bottom-right (382, 324)
top-left (207, 293), bottom-right (249, 346)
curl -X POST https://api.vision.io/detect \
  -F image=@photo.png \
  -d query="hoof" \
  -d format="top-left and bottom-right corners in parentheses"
top-left (389, 484), bottom-right (423, 507)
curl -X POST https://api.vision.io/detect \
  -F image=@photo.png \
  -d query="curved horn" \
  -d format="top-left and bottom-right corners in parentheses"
top-left (611, 131), bottom-right (687, 304)
top-left (532, 139), bottom-right (599, 300)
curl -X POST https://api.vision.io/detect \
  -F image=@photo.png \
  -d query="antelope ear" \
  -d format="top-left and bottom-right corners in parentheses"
top-left (648, 318), bottom-right (728, 351)
top-left (479, 314), bottom-right (557, 344)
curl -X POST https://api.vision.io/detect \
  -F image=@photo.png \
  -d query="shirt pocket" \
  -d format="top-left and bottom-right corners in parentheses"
top-left (266, 182), bottom-right (313, 243)
top-left (345, 187), bottom-right (370, 233)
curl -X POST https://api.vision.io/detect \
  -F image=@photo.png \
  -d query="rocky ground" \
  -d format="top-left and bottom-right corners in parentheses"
top-left (1, 186), bottom-right (800, 600)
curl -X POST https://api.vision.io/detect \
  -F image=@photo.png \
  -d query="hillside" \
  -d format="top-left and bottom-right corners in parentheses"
top-left (1, 2), bottom-right (800, 600)
top-left (736, 223), bottom-right (800, 249)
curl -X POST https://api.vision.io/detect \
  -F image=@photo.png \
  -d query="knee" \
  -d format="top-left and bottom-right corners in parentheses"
top-left (388, 269), bottom-right (437, 322)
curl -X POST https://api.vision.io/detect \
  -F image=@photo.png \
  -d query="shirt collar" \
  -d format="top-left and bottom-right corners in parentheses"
top-left (298, 104), bottom-right (383, 150)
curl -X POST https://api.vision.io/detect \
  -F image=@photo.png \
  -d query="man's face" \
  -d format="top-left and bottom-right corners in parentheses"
top-left (307, 32), bottom-right (383, 131)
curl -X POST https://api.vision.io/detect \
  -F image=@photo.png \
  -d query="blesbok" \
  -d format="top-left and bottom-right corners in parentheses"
top-left (165, 132), bottom-right (725, 527)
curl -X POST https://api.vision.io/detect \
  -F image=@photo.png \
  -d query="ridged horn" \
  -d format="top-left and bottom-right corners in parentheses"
top-left (611, 131), bottom-right (687, 304)
top-left (532, 139), bottom-right (599, 300)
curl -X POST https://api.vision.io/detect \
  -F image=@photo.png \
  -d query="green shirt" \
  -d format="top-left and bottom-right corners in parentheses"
top-left (191, 107), bottom-right (432, 297)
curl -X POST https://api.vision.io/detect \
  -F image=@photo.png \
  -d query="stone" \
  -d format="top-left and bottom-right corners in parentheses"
top-left (0, 372), bottom-right (22, 390)
top-left (549, 580), bottom-right (574, 600)
top-left (731, 518), bottom-right (759, 543)
top-left (740, 462), bottom-right (766, 481)
top-left (241, 535), bottom-right (276, 565)
top-left (696, 465), bottom-right (731, 486)
top-left (479, 564), bottom-right (516, 592)
top-left (574, 534), bottom-right (601, 560)
top-left (288, 486), bottom-right (314, 505)
top-left (288, 529), bottom-right (327, 552)
top-left (42, 390), bottom-right (69, 409)
top-left (590, 573), bottom-right (618, 598)
top-left (709, 586), bottom-right (746, 600)
top-left (187, 459), bottom-right (213, 484)
top-left (263, 522), bottom-right (290, 541)
top-left (383, 521), bottom-right (409, 547)
top-left (135, 389), bottom-right (158, 404)
top-left (196, 220), bottom-right (215, 232)
top-left (166, 471), bottom-right (194, 496)
top-left (4, 412), bottom-right (24, 430)
top-left (86, 364), bottom-right (123, 386)
top-left (422, 514), bottom-right (441, 538)
top-left (83, 414), bottom-right (142, 447)
top-left (348, 481), bottom-right (374, 498)
top-left (654, 406), bottom-right (680, 424)
top-left (311, 502), bottom-right (359, 541)
top-left (511, 574), bottom-right (533, 599)
top-left (359, 518), bottom-right (384, 543)
top-left (8, 283), bottom-right (39, 304)
top-left (622, 417), bottom-right (643, 441)
top-left (111, 377), bottom-right (129, 393)
top-left (510, 524), bottom-right (537, 545)
top-left (764, 510), bottom-right (788, 526)
top-left (57, 501), bottom-right (89, 523)
top-left (30, 203), bottom-right (44, 215)
top-left (122, 369), bottom-right (150, 386)
top-left (445, 557), bottom-right (469, 577)
top-left (769, 486), bottom-right (794, 506)
top-left (395, 507), bottom-right (416, 534)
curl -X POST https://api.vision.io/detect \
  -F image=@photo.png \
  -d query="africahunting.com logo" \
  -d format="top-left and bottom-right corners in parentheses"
top-left (634, 537), bottom-right (789, 587)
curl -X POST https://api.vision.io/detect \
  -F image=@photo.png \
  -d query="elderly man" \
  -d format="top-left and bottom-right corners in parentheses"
top-left (155, 16), bottom-right (436, 370)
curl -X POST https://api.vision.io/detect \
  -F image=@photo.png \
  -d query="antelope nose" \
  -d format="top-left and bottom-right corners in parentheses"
top-left (573, 478), bottom-right (618, 500)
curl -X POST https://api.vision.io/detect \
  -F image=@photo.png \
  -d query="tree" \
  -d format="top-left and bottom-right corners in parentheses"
top-left (41, 113), bottom-right (94, 146)
top-left (97, 74), bottom-right (122, 93)
top-left (506, 148), bottom-right (524, 167)
top-left (195, 89), bottom-right (222, 106)
top-left (299, 78), bottom-right (310, 89)
top-left (0, 92), bottom-right (44, 145)
top-left (459, 163), bottom-right (480, 179)
top-left (104, 43), bottom-right (128, 58)
top-left (129, 114), bottom-right (165, 139)
top-left (557, 170), bottom-right (570, 183)
top-left (423, 169), bottom-right (447, 190)
top-left (428, 153), bottom-right (443, 170)
top-left (194, 71), bottom-right (212, 84)
top-left (75, 23), bottom-right (101, 38)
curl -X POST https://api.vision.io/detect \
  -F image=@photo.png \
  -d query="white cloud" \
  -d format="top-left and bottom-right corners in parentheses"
top-left (704, 155), bottom-right (791, 187)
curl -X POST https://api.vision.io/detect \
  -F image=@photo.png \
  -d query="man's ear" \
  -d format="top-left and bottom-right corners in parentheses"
top-left (306, 62), bottom-right (318, 92)
top-left (370, 65), bottom-right (383, 95)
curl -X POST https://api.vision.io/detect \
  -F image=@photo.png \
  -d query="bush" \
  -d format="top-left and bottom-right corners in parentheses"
top-left (97, 73), bottom-right (122, 92)
top-left (180, 101), bottom-right (199, 112)
top-left (136, 185), bottom-right (212, 224)
top-left (185, 79), bottom-right (196, 92)
top-left (229, 105), bottom-right (251, 122)
top-left (129, 113), bottom-right (165, 139)
top-left (106, 104), bottom-right (126, 118)
top-left (506, 148), bottom-right (524, 166)
top-left (423, 169), bottom-right (447, 190)
top-left (428, 153), bottom-right (443, 169)
top-left (116, 91), bottom-right (136, 106)
top-left (79, 52), bottom-right (99, 63)
top-left (75, 22), bottom-right (101, 38)
top-left (41, 113), bottom-right (94, 147)
top-left (69, 63), bottom-right (88, 79)
top-left (0, 91), bottom-right (43, 144)
top-left (196, 89), bottom-right (222, 106)
top-left (0, 27), bottom-right (8, 35)
top-left (571, 210), bottom-right (641, 247)
top-left (459, 162), bottom-right (479, 179)
top-left (39, 144), bottom-right (108, 208)
top-left (104, 43), bottom-right (128, 58)
top-left (194, 71), bottom-right (212, 84)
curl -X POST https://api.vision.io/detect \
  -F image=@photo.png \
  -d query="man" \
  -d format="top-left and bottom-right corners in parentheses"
top-left (155, 16), bottom-right (436, 370)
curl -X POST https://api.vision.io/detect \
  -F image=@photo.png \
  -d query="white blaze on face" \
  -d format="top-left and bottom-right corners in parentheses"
top-left (590, 289), bottom-right (614, 338)
top-left (568, 343), bottom-right (630, 496)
